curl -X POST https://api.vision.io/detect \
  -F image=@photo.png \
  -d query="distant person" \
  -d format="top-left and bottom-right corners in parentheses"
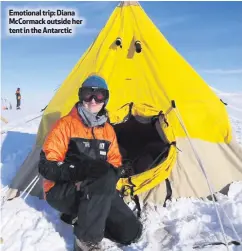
top-left (15, 88), bottom-right (21, 110)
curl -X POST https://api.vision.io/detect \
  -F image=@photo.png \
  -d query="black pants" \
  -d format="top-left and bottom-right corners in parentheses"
top-left (16, 99), bottom-right (21, 108)
top-left (46, 169), bottom-right (142, 244)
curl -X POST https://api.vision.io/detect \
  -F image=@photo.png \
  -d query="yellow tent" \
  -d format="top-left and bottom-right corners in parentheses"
top-left (6, 1), bottom-right (242, 206)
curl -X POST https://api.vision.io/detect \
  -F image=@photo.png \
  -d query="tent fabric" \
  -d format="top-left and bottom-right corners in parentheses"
top-left (139, 137), bottom-right (242, 204)
top-left (6, 1), bottom-right (242, 204)
top-left (6, 146), bottom-right (44, 200)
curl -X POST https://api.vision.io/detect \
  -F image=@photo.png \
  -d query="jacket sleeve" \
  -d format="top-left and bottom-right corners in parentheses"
top-left (38, 118), bottom-right (86, 182)
top-left (107, 126), bottom-right (122, 168)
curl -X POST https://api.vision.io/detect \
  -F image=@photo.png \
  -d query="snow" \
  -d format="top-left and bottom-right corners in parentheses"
top-left (1, 90), bottom-right (242, 251)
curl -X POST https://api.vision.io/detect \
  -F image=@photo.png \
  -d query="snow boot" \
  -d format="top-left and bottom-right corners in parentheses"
top-left (74, 237), bottom-right (102, 251)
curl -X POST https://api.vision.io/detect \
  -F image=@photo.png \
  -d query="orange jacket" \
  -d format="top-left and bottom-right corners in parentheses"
top-left (41, 104), bottom-right (122, 193)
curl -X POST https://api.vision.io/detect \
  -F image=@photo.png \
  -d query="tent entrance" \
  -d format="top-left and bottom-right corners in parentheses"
top-left (113, 115), bottom-right (170, 175)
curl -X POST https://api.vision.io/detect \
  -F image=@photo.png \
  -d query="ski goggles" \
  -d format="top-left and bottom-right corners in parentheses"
top-left (79, 87), bottom-right (109, 103)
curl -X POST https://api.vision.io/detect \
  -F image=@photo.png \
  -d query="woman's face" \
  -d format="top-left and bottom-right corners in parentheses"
top-left (83, 98), bottom-right (104, 114)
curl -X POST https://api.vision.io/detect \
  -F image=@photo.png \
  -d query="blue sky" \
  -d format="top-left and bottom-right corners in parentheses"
top-left (1, 1), bottom-right (242, 107)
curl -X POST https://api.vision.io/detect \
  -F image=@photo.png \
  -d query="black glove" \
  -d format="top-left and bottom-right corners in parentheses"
top-left (39, 150), bottom-right (111, 182)
top-left (113, 160), bottom-right (134, 178)
top-left (83, 158), bottom-right (110, 179)
top-left (70, 153), bottom-right (110, 180)
top-left (119, 160), bottom-right (135, 178)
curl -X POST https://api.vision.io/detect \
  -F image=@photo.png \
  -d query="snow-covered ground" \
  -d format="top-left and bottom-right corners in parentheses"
top-left (1, 89), bottom-right (242, 251)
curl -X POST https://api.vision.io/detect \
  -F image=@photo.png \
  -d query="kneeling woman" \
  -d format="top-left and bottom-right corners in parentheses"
top-left (38, 75), bottom-right (142, 251)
